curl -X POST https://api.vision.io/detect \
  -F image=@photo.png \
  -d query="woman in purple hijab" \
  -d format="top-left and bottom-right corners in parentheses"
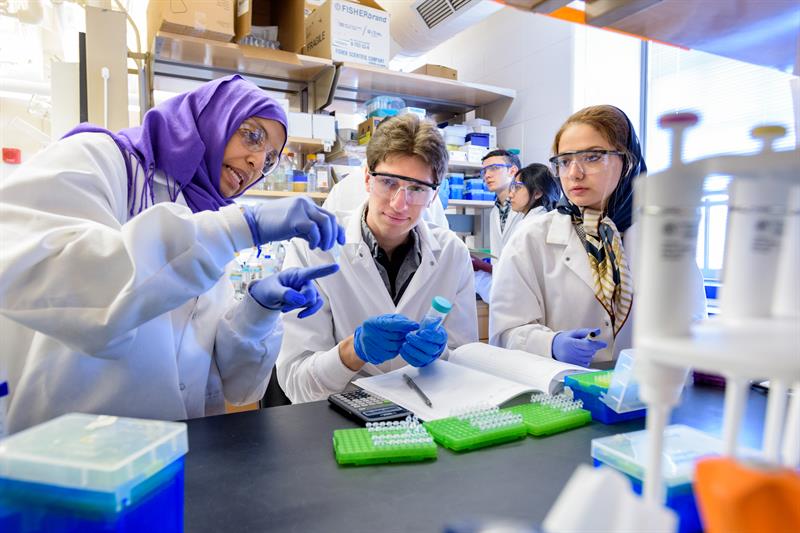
top-left (0, 75), bottom-right (344, 433)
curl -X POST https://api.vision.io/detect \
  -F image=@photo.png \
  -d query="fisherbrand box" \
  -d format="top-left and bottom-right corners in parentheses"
top-left (304, 0), bottom-right (390, 68)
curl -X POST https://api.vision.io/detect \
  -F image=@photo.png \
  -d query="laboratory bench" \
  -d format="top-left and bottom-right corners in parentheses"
top-left (182, 384), bottom-right (765, 533)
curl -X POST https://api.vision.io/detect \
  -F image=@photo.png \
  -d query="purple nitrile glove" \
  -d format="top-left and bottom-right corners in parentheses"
top-left (551, 328), bottom-right (607, 367)
top-left (241, 196), bottom-right (346, 250)
top-left (249, 263), bottom-right (339, 318)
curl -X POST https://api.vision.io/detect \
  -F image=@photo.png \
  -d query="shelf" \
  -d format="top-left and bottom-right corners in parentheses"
top-left (151, 32), bottom-right (336, 105)
top-left (448, 161), bottom-right (483, 171)
top-left (286, 136), bottom-right (327, 154)
top-left (333, 62), bottom-right (516, 119)
top-left (243, 190), bottom-right (329, 201)
top-left (447, 199), bottom-right (495, 209)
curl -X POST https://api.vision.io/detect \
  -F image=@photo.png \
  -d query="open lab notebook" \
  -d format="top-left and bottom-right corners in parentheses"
top-left (353, 343), bottom-right (586, 421)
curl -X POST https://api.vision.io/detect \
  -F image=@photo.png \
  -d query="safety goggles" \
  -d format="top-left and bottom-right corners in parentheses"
top-left (548, 149), bottom-right (623, 178)
top-left (507, 180), bottom-right (525, 194)
top-left (368, 171), bottom-right (438, 206)
top-left (237, 121), bottom-right (281, 177)
top-left (479, 163), bottom-right (512, 178)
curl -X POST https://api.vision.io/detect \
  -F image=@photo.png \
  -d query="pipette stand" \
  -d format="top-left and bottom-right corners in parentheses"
top-left (633, 114), bottom-right (800, 506)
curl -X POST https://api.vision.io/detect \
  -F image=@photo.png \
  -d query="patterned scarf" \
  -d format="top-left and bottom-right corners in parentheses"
top-left (557, 200), bottom-right (633, 336)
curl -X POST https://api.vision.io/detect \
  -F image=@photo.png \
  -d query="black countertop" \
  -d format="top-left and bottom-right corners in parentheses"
top-left (183, 385), bottom-right (766, 533)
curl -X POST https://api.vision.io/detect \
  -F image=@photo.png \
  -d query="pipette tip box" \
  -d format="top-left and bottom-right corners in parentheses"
top-left (0, 413), bottom-right (188, 532)
top-left (591, 424), bottom-right (722, 533)
top-left (565, 370), bottom-right (646, 424)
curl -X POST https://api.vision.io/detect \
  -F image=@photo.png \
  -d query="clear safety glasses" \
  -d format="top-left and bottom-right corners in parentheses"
top-left (479, 163), bottom-right (512, 178)
top-left (368, 171), bottom-right (438, 206)
top-left (237, 121), bottom-right (281, 177)
top-left (548, 149), bottom-right (623, 178)
top-left (507, 180), bottom-right (525, 194)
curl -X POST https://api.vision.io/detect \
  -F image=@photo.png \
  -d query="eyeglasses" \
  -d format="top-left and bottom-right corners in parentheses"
top-left (237, 121), bottom-right (281, 177)
top-left (479, 163), bottom-right (512, 178)
top-left (548, 149), bottom-right (623, 177)
top-left (368, 171), bottom-right (438, 206)
top-left (507, 181), bottom-right (525, 194)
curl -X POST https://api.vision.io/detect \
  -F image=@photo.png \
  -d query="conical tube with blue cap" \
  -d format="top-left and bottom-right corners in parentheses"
top-left (421, 296), bottom-right (452, 330)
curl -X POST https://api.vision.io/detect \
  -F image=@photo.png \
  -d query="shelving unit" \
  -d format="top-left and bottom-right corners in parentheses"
top-left (285, 136), bottom-right (327, 155)
top-left (447, 161), bottom-right (484, 172)
top-left (447, 199), bottom-right (494, 209)
top-left (243, 190), bottom-right (328, 201)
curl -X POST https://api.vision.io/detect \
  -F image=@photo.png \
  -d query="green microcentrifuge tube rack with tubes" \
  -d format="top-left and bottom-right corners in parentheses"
top-left (506, 393), bottom-right (592, 436)
top-left (332, 416), bottom-right (437, 466)
top-left (423, 404), bottom-right (527, 452)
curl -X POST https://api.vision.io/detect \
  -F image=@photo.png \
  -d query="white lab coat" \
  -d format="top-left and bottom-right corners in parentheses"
top-left (0, 133), bottom-right (281, 433)
top-left (489, 210), bottom-right (707, 363)
top-left (474, 205), bottom-right (539, 303)
top-left (276, 203), bottom-right (478, 403)
top-left (322, 170), bottom-right (450, 229)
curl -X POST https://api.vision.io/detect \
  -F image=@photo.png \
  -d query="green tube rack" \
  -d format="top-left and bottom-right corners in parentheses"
top-left (332, 427), bottom-right (438, 466)
top-left (423, 412), bottom-right (528, 452)
top-left (505, 397), bottom-right (591, 436)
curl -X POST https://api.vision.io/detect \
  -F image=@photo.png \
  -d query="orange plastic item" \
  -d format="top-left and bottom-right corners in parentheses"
top-left (694, 457), bottom-right (800, 533)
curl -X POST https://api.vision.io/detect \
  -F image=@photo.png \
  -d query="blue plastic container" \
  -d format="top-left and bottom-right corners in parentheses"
top-left (465, 133), bottom-right (490, 147)
top-left (565, 371), bottom-right (646, 424)
top-left (449, 185), bottom-right (464, 200)
top-left (464, 178), bottom-right (484, 191)
top-left (591, 425), bottom-right (723, 533)
top-left (0, 413), bottom-right (188, 533)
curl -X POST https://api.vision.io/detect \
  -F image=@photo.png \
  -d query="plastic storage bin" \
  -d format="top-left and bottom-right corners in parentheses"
top-left (449, 185), bottom-right (464, 200)
top-left (0, 413), bottom-right (188, 532)
top-left (465, 133), bottom-right (490, 147)
top-left (366, 95), bottom-right (405, 117)
top-left (591, 424), bottom-right (723, 533)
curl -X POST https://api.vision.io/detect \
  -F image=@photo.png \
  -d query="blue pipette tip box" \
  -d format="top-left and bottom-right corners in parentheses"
top-left (0, 413), bottom-right (188, 532)
top-left (591, 424), bottom-right (723, 533)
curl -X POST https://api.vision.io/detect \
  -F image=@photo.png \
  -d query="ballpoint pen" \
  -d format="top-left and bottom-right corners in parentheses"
top-left (403, 373), bottom-right (433, 408)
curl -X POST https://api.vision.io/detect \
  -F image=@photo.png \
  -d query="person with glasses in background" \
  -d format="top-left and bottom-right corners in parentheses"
top-left (277, 114), bottom-right (478, 403)
top-left (472, 149), bottom-right (525, 302)
top-left (0, 75), bottom-right (345, 433)
top-left (507, 163), bottom-right (560, 219)
top-left (490, 105), bottom-right (706, 367)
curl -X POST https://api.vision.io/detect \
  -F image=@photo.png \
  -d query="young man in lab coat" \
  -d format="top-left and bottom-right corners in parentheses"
top-left (472, 149), bottom-right (525, 302)
top-left (276, 114), bottom-right (478, 403)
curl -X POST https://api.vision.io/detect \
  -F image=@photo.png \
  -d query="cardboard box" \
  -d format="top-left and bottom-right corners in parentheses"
top-left (147, 0), bottom-right (235, 45)
top-left (412, 64), bottom-right (458, 80)
top-left (235, 0), bottom-right (305, 52)
top-left (357, 116), bottom-right (383, 141)
top-left (312, 114), bottom-right (336, 143)
top-left (304, 0), bottom-right (390, 67)
top-left (288, 112), bottom-right (313, 138)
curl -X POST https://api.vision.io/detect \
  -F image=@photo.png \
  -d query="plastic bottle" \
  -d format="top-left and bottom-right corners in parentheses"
top-left (305, 154), bottom-right (318, 193)
top-left (315, 154), bottom-right (331, 192)
top-left (420, 296), bottom-right (453, 330)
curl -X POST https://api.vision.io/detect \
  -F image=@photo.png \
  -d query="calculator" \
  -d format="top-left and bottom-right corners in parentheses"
top-left (328, 388), bottom-right (412, 425)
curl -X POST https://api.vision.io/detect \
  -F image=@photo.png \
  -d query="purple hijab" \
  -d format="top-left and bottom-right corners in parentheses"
top-left (64, 74), bottom-right (287, 215)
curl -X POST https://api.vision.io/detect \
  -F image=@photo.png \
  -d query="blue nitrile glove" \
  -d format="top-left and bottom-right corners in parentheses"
top-left (400, 325), bottom-right (448, 367)
top-left (249, 263), bottom-right (339, 318)
top-left (551, 328), bottom-right (608, 367)
top-left (353, 314), bottom-right (419, 365)
top-left (241, 197), bottom-right (346, 250)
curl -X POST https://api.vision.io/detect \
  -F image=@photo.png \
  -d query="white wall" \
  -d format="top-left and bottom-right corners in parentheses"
top-left (403, 7), bottom-right (642, 167)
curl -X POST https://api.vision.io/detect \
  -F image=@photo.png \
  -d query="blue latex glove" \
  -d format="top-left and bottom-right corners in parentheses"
top-left (241, 197), bottom-right (345, 250)
top-left (353, 314), bottom-right (419, 365)
top-left (400, 325), bottom-right (448, 368)
top-left (249, 263), bottom-right (339, 318)
top-left (551, 328), bottom-right (608, 367)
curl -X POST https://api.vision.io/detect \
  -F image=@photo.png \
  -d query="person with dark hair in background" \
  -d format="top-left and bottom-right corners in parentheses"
top-left (490, 105), bottom-right (705, 367)
top-left (507, 162), bottom-right (560, 219)
top-left (472, 149), bottom-right (525, 302)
